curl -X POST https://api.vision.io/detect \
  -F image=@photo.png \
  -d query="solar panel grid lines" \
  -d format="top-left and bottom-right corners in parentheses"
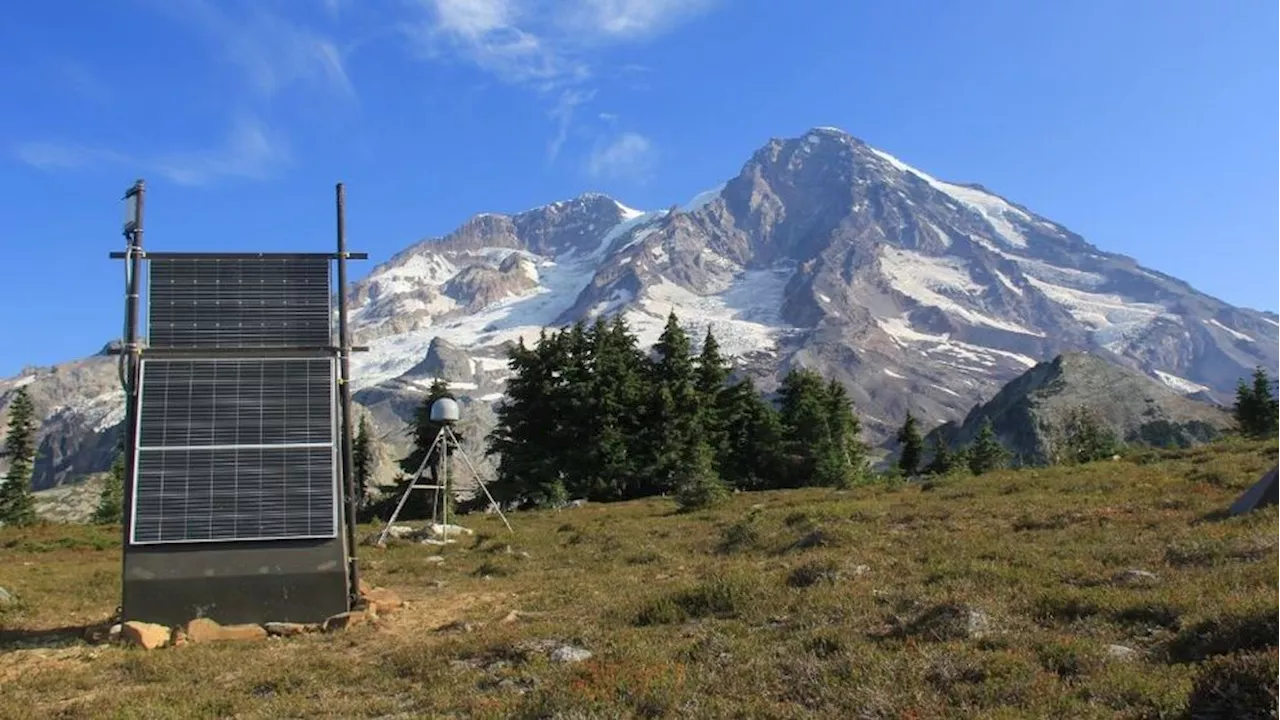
top-left (131, 356), bottom-right (339, 545)
top-left (147, 256), bottom-right (333, 349)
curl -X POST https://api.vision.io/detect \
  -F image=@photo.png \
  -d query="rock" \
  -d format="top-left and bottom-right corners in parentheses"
top-left (425, 555), bottom-right (446, 564)
top-left (363, 587), bottom-right (405, 614)
top-left (1112, 569), bottom-right (1160, 587)
top-left (121, 621), bottom-right (170, 650)
top-left (550, 645), bottom-right (593, 664)
top-left (427, 523), bottom-right (475, 538)
top-left (170, 628), bottom-right (189, 648)
top-left (435, 620), bottom-right (476, 634)
top-left (323, 611), bottom-right (368, 632)
top-left (184, 618), bottom-right (268, 643)
top-left (501, 610), bottom-right (544, 624)
top-left (0, 587), bottom-right (13, 606)
top-left (851, 564), bottom-right (872, 576)
top-left (264, 622), bottom-right (317, 637)
top-left (1106, 644), bottom-right (1139, 661)
top-left (568, 499), bottom-right (587, 509)
top-left (387, 525), bottom-right (417, 540)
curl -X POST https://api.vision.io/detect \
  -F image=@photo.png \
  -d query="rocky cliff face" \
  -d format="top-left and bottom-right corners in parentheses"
top-left (924, 352), bottom-right (1233, 464)
top-left (2, 127), bottom-right (1275, 489)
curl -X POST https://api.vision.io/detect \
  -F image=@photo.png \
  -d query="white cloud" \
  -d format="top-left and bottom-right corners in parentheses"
top-left (547, 88), bottom-right (594, 162)
top-left (153, 0), bottom-right (354, 100)
top-left (12, 115), bottom-right (289, 186)
top-left (559, 0), bottom-right (719, 40)
top-left (587, 131), bottom-right (655, 181)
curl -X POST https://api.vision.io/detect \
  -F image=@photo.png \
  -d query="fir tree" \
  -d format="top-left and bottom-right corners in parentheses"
top-left (1233, 367), bottom-right (1279, 439)
top-left (643, 312), bottom-right (706, 494)
top-left (0, 388), bottom-right (38, 527)
top-left (967, 418), bottom-right (1008, 476)
top-left (925, 434), bottom-right (957, 475)
top-left (717, 378), bottom-right (785, 490)
top-left (695, 328), bottom-right (732, 471)
top-left (488, 332), bottom-right (569, 506)
top-left (1055, 406), bottom-right (1121, 464)
top-left (673, 437), bottom-right (728, 511)
top-left (93, 450), bottom-right (125, 525)
top-left (823, 379), bottom-right (865, 487)
top-left (352, 416), bottom-right (373, 507)
top-left (777, 368), bottom-right (840, 487)
top-left (896, 411), bottom-right (924, 476)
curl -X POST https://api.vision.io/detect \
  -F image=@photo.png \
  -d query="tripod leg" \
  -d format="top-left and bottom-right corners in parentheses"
top-left (449, 428), bottom-right (514, 533)
top-left (377, 429), bottom-right (445, 545)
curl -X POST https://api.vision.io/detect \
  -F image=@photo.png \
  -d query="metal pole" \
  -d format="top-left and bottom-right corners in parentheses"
top-left (335, 183), bottom-right (361, 606)
top-left (119, 179), bottom-right (144, 619)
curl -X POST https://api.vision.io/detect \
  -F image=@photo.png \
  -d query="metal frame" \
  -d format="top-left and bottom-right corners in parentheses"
top-left (127, 355), bottom-right (342, 546)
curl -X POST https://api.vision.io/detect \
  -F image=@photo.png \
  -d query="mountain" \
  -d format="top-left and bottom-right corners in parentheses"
top-left (2, 127), bottom-right (1276, 489)
top-left (924, 352), bottom-right (1233, 464)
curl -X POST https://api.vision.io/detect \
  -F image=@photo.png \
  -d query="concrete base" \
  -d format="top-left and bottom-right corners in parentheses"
top-left (122, 538), bottom-right (350, 627)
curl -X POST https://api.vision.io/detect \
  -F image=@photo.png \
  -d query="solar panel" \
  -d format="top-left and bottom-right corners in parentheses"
top-left (131, 357), bottom-right (338, 545)
top-left (148, 257), bottom-right (332, 349)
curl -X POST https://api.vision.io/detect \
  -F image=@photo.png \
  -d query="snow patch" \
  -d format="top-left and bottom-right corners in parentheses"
top-left (682, 183), bottom-right (725, 212)
top-left (876, 317), bottom-right (1038, 370)
top-left (870, 148), bottom-right (1031, 248)
top-left (993, 269), bottom-right (1023, 296)
top-left (1206, 319), bottom-right (1254, 343)
top-left (1154, 370), bottom-right (1210, 396)
top-left (1024, 276), bottom-right (1166, 351)
top-left (883, 368), bottom-right (905, 379)
top-left (615, 201), bottom-right (644, 221)
top-left (879, 248), bottom-right (1044, 336)
top-left (479, 392), bottom-right (504, 402)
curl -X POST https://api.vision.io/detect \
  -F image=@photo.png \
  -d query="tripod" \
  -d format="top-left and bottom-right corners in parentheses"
top-left (376, 423), bottom-right (512, 546)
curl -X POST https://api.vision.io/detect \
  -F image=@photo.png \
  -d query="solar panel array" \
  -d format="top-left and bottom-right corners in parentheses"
top-left (131, 254), bottom-right (341, 546)
top-left (148, 257), bottom-right (332, 349)
top-left (132, 358), bottom-right (338, 544)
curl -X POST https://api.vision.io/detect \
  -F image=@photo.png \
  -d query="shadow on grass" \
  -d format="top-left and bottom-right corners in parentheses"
top-left (0, 623), bottom-right (103, 650)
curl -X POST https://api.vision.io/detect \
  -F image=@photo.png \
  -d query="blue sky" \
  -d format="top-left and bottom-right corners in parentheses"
top-left (0, 0), bottom-right (1275, 376)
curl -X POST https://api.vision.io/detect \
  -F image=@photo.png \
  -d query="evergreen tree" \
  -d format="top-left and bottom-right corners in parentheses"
top-left (0, 388), bottom-right (38, 527)
top-left (1233, 367), bottom-right (1279, 439)
top-left (1055, 406), bottom-right (1121, 464)
top-left (896, 411), bottom-right (924, 476)
top-left (352, 416), bottom-right (373, 508)
top-left (488, 333), bottom-right (566, 506)
top-left (717, 378), bottom-right (785, 490)
top-left (967, 418), bottom-right (1008, 476)
top-left (643, 312), bottom-right (707, 494)
top-left (924, 434), bottom-right (957, 475)
top-left (93, 450), bottom-right (125, 525)
top-left (777, 368), bottom-right (841, 487)
top-left (823, 379), bottom-right (866, 487)
top-left (673, 437), bottom-right (728, 511)
top-left (695, 328), bottom-right (732, 472)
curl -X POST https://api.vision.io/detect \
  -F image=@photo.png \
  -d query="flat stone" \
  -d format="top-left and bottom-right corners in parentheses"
top-left (264, 622), bottom-right (317, 637)
top-left (1112, 569), bottom-right (1160, 587)
top-left (425, 555), bottom-right (446, 564)
top-left (121, 621), bottom-right (170, 650)
top-left (362, 587), bottom-right (405, 614)
top-left (550, 645), bottom-right (593, 664)
top-left (322, 611), bottom-right (367, 632)
top-left (1106, 644), bottom-right (1139, 661)
top-left (0, 587), bottom-right (13, 605)
top-left (184, 617), bottom-right (268, 643)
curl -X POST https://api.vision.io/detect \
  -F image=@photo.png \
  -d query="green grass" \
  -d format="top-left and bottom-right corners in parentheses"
top-left (0, 439), bottom-right (1276, 719)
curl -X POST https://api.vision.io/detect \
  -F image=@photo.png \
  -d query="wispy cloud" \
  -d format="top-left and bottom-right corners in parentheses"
top-left (150, 0), bottom-right (354, 101)
top-left (547, 88), bottom-right (594, 161)
top-left (12, 115), bottom-right (289, 186)
top-left (587, 131), bottom-right (656, 182)
top-left (406, 0), bottom-right (718, 164)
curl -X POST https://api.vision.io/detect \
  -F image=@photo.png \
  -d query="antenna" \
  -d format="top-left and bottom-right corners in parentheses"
top-left (376, 397), bottom-right (511, 545)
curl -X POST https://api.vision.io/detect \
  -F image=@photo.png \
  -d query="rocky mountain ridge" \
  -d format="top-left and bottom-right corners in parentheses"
top-left (2, 126), bottom-right (1275, 490)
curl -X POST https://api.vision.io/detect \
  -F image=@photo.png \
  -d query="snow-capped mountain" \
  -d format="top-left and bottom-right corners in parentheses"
top-left (2, 127), bottom-right (1276, 489)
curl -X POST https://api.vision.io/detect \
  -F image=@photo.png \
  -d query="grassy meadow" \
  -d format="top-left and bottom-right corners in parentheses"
top-left (1, 439), bottom-right (1277, 719)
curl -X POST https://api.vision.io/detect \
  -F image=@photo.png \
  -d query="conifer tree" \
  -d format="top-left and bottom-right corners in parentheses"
top-left (717, 378), bottom-right (785, 490)
top-left (967, 418), bottom-right (1008, 475)
top-left (1233, 367), bottom-right (1279, 439)
top-left (0, 388), bottom-right (38, 527)
top-left (93, 450), bottom-right (125, 525)
top-left (352, 416), bottom-right (373, 507)
top-left (673, 437), bottom-right (728, 511)
top-left (777, 368), bottom-right (840, 487)
top-left (896, 411), bottom-right (924, 476)
top-left (1056, 406), bottom-right (1120, 464)
top-left (924, 434), bottom-right (957, 475)
top-left (643, 312), bottom-right (706, 494)
top-left (695, 328), bottom-right (731, 470)
top-left (823, 379), bottom-right (865, 486)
